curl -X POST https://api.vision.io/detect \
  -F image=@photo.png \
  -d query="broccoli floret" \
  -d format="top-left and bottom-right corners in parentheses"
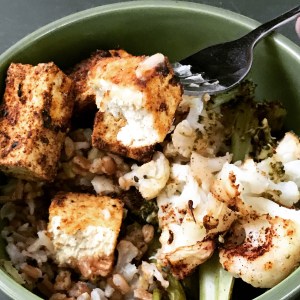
top-left (215, 80), bottom-right (286, 162)
top-left (167, 80), bottom-right (286, 163)
top-left (224, 98), bottom-right (259, 162)
top-left (121, 188), bottom-right (158, 225)
top-left (139, 199), bottom-right (159, 224)
top-left (257, 101), bottom-right (286, 133)
top-left (148, 273), bottom-right (187, 300)
top-left (210, 80), bottom-right (256, 108)
top-left (152, 288), bottom-right (162, 300)
top-left (167, 274), bottom-right (187, 300)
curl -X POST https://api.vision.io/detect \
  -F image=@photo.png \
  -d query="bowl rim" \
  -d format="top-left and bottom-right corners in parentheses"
top-left (1, 0), bottom-right (300, 64)
top-left (0, 1), bottom-right (300, 300)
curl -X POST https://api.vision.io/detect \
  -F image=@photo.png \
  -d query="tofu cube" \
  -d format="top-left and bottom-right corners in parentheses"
top-left (69, 49), bottom-right (132, 112)
top-left (48, 192), bottom-right (123, 279)
top-left (90, 52), bottom-right (182, 161)
top-left (0, 62), bottom-right (74, 181)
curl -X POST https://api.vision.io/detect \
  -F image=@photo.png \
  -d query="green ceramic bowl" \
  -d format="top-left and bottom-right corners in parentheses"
top-left (0, 1), bottom-right (300, 299)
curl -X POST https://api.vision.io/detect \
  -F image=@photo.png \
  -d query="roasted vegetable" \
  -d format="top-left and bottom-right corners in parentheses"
top-left (216, 80), bottom-right (286, 162)
top-left (167, 274), bottom-right (186, 300)
top-left (121, 188), bottom-right (159, 225)
top-left (199, 254), bottom-right (234, 300)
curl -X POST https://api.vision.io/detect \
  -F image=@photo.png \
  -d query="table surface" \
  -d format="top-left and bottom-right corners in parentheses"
top-left (0, 0), bottom-right (299, 299)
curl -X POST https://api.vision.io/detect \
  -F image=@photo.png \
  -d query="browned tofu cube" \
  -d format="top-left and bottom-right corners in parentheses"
top-left (0, 62), bottom-right (74, 181)
top-left (48, 192), bottom-right (123, 279)
top-left (90, 52), bottom-right (182, 161)
top-left (69, 49), bottom-right (132, 112)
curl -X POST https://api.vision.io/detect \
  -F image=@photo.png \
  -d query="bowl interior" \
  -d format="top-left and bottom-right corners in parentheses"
top-left (0, 1), bottom-right (300, 299)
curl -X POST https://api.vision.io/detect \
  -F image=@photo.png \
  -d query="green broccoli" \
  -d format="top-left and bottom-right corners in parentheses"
top-left (121, 188), bottom-right (158, 225)
top-left (211, 80), bottom-right (286, 162)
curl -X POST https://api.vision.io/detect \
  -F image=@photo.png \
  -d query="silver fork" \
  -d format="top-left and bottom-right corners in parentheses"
top-left (175, 5), bottom-right (300, 95)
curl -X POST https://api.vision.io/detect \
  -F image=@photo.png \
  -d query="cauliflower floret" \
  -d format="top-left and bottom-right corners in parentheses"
top-left (219, 214), bottom-right (300, 288)
top-left (284, 160), bottom-right (300, 188)
top-left (213, 133), bottom-right (300, 209)
top-left (171, 120), bottom-right (197, 158)
top-left (190, 151), bottom-right (232, 192)
top-left (156, 163), bottom-right (235, 279)
top-left (165, 94), bottom-right (224, 159)
top-left (115, 240), bottom-right (139, 282)
top-left (130, 261), bottom-right (169, 300)
top-left (91, 175), bottom-right (120, 195)
top-left (261, 132), bottom-right (300, 189)
top-left (140, 261), bottom-right (169, 289)
top-left (275, 131), bottom-right (300, 163)
top-left (212, 132), bottom-right (300, 288)
top-left (166, 95), bottom-right (203, 158)
top-left (90, 288), bottom-right (108, 300)
top-left (119, 152), bottom-right (170, 200)
top-left (112, 240), bottom-right (169, 299)
top-left (218, 160), bottom-right (299, 208)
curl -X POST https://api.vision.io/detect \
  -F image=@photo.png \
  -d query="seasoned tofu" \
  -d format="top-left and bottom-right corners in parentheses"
top-left (90, 52), bottom-right (182, 161)
top-left (0, 62), bottom-right (74, 181)
top-left (48, 192), bottom-right (123, 279)
top-left (69, 49), bottom-right (132, 112)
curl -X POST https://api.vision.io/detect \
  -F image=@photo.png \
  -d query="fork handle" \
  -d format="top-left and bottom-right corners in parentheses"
top-left (243, 5), bottom-right (300, 46)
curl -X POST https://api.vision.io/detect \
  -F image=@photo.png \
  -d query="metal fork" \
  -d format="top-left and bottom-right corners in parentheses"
top-left (175, 5), bottom-right (300, 95)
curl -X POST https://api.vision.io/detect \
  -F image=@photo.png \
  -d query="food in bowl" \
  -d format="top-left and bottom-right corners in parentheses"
top-left (0, 45), bottom-right (299, 300)
top-left (0, 62), bottom-right (74, 181)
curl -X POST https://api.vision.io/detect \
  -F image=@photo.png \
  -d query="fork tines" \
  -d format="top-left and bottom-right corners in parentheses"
top-left (172, 62), bottom-right (220, 95)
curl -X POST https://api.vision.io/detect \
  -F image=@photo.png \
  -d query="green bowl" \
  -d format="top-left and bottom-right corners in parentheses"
top-left (0, 1), bottom-right (300, 299)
